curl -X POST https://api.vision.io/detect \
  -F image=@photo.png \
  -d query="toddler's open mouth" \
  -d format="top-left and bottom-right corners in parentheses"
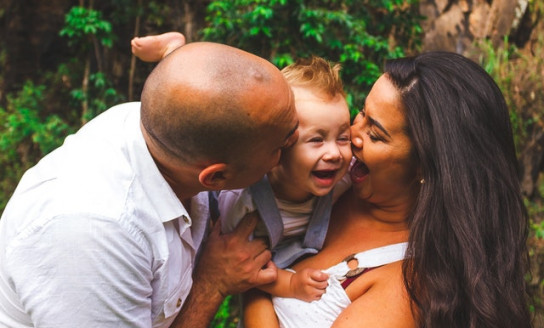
top-left (312, 170), bottom-right (337, 179)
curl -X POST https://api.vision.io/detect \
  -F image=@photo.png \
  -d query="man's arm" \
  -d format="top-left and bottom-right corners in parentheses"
top-left (171, 212), bottom-right (277, 328)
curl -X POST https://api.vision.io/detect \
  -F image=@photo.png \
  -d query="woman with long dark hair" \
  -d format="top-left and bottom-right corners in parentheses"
top-left (245, 52), bottom-right (532, 328)
top-left (392, 52), bottom-right (531, 327)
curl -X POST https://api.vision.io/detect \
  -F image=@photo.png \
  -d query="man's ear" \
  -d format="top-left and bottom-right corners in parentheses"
top-left (198, 163), bottom-right (229, 190)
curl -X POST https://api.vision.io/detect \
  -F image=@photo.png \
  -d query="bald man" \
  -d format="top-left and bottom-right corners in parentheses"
top-left (0, 42), bottom-right (298, 327)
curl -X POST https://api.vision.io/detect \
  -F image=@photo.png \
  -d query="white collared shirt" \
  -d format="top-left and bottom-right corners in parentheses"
top-left (0, 102), bottom-right (209, 327)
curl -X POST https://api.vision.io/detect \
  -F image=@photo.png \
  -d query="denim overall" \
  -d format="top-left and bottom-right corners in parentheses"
top-left (249, 176), bottom-right (332, 268)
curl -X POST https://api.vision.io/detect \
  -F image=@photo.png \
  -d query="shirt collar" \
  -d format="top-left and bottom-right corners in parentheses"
top-left (126, 103), bottom-right (187, 223)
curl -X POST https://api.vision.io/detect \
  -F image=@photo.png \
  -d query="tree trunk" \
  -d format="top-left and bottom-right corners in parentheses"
top-left (81, 57), bottom-right (90, 125)
top-left (421, 0), bottom-right (532, 53)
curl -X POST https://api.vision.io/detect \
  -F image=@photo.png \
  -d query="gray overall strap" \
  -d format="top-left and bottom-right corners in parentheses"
top-left (249, 176), bottom-right (283, 248)
top-left (249, 175), bottom-right (333, 251)
top-left (271, 191), bottom-right (332, 268)
top-left (302, 190), bottom-right (332, 250)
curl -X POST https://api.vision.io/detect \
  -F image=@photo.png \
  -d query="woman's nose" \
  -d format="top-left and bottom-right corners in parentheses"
top-left (351, 135), bottom-right (363, 148)
top-left (350, 121), bottom-right (363, 149)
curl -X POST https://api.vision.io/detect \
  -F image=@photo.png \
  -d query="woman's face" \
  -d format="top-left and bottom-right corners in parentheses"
top-left (350, 74), bottom-right (419, 206)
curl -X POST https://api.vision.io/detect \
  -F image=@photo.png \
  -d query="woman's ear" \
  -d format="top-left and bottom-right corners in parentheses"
top-left (198, 163), bottom-right (229, 190)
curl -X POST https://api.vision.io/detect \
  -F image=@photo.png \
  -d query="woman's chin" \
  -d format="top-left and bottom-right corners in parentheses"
top-left (351, 183), bottom-right (372, 201)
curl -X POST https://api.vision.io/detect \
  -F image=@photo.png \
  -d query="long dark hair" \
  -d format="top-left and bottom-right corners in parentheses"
top-left (385, 52), bottom-right (531, 327)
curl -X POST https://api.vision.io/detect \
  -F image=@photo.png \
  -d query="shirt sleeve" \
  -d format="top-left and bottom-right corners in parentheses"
top-left (218, 188), bottom-right (256, 234)
top-left (4, 213), bottom-right (154, 327)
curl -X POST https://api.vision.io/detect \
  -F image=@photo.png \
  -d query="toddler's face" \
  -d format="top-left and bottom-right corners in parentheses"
top-left (278, 87), bottom-right (352, 201)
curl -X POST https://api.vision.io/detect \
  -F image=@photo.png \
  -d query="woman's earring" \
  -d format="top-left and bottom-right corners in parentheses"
top-left (420, 178), bottom-right (425, 184)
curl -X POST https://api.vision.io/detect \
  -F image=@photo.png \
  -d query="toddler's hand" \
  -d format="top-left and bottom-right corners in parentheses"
top-left (289, 268), bottom-right (329, 302)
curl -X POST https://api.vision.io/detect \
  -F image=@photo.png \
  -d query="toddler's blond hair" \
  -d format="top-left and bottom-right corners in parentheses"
top-left (281, 56), bottom-right (345, 99)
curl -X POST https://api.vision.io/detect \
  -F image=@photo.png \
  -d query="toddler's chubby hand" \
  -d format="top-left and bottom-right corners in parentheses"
top-left (290, 267), bottom-right (329, 302)
top-left (131, 32), bottom-right (186, 62)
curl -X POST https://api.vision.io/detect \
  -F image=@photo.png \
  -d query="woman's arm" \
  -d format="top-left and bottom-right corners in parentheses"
top-left (243, 289), bottom-right (280, 328)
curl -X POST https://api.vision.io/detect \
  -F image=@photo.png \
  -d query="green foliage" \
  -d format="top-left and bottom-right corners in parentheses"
top-left (0, 5), bottom-right (124, 213)
top-left (202, 0), bottom-right (423, 118)
top-left (69, 71), bottom-right (123, 122)
top-left (60, 6), bottom-right (114, 48)
top-left (211, 296), bottom-right (238, 328)
top-left (58, 5), bottom-right (123, 121)
top-left (477, 36), bottom-right (544, 158)
top-left (528, 176), bottom-right (544, 239)
top-left (0, 81), bottom-right (73, 210)
top-left (0, 81), bottom-right (71, 157)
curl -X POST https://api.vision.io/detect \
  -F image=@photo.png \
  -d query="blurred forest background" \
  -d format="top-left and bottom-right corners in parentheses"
top-left (1, 0), bottom-right (543, 326)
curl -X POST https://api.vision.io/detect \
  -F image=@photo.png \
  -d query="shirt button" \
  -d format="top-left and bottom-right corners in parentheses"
top-left (177, 298), bottom-right (182, 307)
top-left (182, 215), bottom-right (190, 224)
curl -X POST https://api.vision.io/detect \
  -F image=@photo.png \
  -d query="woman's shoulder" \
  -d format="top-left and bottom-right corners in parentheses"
top-left (334, 261), bottom-right (416, 328)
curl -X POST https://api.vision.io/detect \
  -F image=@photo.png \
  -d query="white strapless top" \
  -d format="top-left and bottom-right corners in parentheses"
top-left (272, 242), bottom-right (408, 328)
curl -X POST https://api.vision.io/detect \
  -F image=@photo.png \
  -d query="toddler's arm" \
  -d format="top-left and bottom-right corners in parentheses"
top-left (259, 267), bottom-right (328, 302)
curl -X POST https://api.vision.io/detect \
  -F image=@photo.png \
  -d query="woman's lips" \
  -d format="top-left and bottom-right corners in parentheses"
top-left (350, 160), bottom-right (369, 183)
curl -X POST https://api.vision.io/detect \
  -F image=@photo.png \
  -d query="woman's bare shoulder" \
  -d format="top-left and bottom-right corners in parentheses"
top-left (332, 261), bottom-right (416, 328)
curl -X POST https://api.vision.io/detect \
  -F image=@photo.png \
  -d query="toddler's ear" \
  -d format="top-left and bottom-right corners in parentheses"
top-left (198, 163), bottom-right (228, 190)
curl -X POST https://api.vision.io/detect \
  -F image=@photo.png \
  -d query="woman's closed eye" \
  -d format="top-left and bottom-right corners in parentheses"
top-left (367, 130), bottom-right (384, 142)
top-left (359, 107), bottom-right (387, 142)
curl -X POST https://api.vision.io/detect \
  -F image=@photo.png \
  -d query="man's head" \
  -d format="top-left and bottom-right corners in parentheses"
top-left (140, 42), bottom-right (298, 198)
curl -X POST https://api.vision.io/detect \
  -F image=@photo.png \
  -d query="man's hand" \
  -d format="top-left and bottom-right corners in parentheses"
top-left (171, 212), bottom-right (277, 328)
top-left (195, 211), bottom-right (278, 297)
top-left (289, 268), bottom-right (329, 302)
